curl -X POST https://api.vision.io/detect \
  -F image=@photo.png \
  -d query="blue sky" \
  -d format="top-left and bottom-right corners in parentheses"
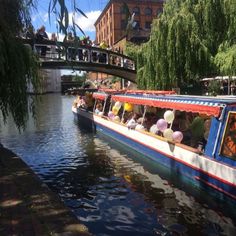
top-left (32, 0), bottom-right (108, 41)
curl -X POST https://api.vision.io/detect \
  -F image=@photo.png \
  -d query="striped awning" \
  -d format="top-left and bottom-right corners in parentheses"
top-left (112, 95), bottom-right (224, 117)
top-left (125, 90), bottom-right (176, 95)
top-left (93, 92), bottom-right (108, 100)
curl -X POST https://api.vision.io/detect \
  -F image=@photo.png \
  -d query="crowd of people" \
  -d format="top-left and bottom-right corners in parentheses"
top-left (73, 94), bottom-right (211, 151)
top-left (21, 25), bottom-right (127, 61)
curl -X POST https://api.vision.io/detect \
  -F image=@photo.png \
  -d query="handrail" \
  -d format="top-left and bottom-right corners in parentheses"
top-left (21, 38), bottom-right (136, 71)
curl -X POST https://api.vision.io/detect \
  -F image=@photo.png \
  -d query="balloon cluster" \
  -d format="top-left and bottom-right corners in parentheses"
top-left (153, 110), bottom-right (184, 143)
top-left (109, 102), bottom-right (122, 121)
top-left (112, 102), bottom-right (122, 115)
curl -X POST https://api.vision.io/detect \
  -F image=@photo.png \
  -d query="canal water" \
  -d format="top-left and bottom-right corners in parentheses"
top-left (0, 94), bottom-right (236, 236)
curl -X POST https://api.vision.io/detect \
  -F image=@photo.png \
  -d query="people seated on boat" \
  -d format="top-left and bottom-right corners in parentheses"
top-left (135, 117), bottom-right (147, 131)
top-left (73, 96), bottom-right (82, 108)
top-left (172, 111), bottom-right (192, 146)
top-left (202, 118), bottom-right (211, 147)
top-left (145, 112), bottom-right (158, 131)
top-left (189, 114), bottom-right (205, 149)
top-left (95, 103), bottom-right (103, 114)
top-left (85, 93), bottom-right (94, 111)
top-left (77, 96), bottom-right (86, 108)
top-left (126, 113), bottom-right (138, 130)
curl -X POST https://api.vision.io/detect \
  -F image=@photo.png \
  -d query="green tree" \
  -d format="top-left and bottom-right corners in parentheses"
top-left (126, 0), bottom-right (236, 93)
top-left (0, 0), bottom-right (86, 130)
top-left (48, 0), bottom-right (87, 39)
top-left (214, 0), bottom-right (236, 76)
top-left (0, 0), bottom-right (40, 129)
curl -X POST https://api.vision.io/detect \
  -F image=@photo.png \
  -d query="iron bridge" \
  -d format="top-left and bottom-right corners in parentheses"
top-left (22, 39), bottom-right (136, 82)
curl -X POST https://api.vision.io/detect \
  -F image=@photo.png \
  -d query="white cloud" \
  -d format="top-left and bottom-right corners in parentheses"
top-left (69, 10), bottom-right (101, 33)
top-left (43, 13), bottom-right (49, 22)
top-left (47, 32), bottom-right (66, 41)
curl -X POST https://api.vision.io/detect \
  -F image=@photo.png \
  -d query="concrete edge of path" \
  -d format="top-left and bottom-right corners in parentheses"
top-left (0, 146), bottom-right (92, 236)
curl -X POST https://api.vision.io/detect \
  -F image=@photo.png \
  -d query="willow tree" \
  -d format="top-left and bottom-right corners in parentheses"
top-left (0, 0), bottom-right (85, 130)
top-left (215, 0), bottom-right (236, 76)
top-left (127, 0), bottom-right (235, 92)
top-left (0, 0), bottom-right (40, 129)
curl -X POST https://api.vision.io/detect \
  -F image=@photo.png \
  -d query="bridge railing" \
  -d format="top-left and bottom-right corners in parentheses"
top-left (23, 39), bottom-right (135, 71)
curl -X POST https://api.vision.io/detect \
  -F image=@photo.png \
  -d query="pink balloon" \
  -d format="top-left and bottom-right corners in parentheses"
top-left (108, 111), bottom-right (115, 119)
top-left (172, 131), bottom-right (183, 143)
top-left (156, 119), bottom-right (168, 132)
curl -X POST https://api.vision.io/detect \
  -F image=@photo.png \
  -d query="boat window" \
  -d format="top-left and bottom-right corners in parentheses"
top-left (220, 112), bottom-right (236, 160)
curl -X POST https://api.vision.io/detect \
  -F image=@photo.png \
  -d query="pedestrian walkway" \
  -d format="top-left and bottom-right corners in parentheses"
top-left (0, 147), bottom-right (91, 236)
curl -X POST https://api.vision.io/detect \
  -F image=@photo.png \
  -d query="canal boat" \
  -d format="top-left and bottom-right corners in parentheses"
top-left (72, 90), bottom-right (236, 201)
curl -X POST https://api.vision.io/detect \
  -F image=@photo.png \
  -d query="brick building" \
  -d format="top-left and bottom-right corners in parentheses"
top-left (95, 0), bottom-right (164, 51)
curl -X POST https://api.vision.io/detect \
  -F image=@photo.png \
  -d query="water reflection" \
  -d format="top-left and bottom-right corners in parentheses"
top-left (0, 94), bottom-right (235, 236)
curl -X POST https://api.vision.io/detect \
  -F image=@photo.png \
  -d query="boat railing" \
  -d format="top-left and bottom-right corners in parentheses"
top-left (94, 112), bottom-right (203, 155)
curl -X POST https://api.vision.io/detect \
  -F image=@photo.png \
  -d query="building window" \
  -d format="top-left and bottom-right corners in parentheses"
top-left (121, 19), bottom-right (127, 30)
top-left (157, 8), bottom-right (163, 16)
top-left (132, 7), bottom-right (140, 15)
top-left (145, 7), bottom-right (152, 16)
top-left (133, 21), bottom-right (140, 30)
top-left (120, 5), bottom-right (127, 14)
top-left (145, 21), bottom-right (151, 29)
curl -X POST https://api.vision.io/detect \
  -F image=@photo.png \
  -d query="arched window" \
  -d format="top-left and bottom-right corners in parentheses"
top-left (132, 7), bottom-right (140, 15)
top-left (145, 7), bottom-right (152, 16)
top-left (145, 21), bottom-right (151, 29)
top-left (121, 19), bottom-right (126, 30)
top-left (120, 5), bottom-right (126, 14)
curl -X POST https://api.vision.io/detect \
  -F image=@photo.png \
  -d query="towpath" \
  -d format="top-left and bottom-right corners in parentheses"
top-left (0, 146), bottom-right (91, 236)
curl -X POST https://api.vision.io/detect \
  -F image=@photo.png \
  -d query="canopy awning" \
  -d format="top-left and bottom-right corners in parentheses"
top-left (93, 92), bottom-right (108, 100)
top-left (111, 95), bottom-right (224, 117)
top-left (125, 90), bottom-right (176, 95)
top-left (93, 89), bottom-right (126, 100)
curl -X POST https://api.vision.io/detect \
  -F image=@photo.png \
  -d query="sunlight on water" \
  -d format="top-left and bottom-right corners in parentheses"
top-left (0, 94), bottom-right (235, 236)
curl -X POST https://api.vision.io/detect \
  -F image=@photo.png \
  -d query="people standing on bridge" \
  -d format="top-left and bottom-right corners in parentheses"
top-left (50, 33), bottom-right (57, 59)
top-left (23, 24), bottom-right (35, 50)
top-left (66, 32), bottom-right (76, 60)
top-left (35, 25), bottom-right (49, 57)
top-left (25, 24), bottom-right (35, 40)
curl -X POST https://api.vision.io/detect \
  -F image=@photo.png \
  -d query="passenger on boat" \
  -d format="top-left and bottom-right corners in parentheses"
top-left (84, 92), bottom-right (94, 111)
top-left (172, 111), bottom-right (192, 146)
top-left (73, 96), bottom-right (82, 108)
top-left (135, 117), bottom-right (147, 131)
top-left (95, 103), bottom-right (103, 114)
top-left (189, 115), bottom-right (205, 149)
top-left (126, 113), bottom-right (138, 130)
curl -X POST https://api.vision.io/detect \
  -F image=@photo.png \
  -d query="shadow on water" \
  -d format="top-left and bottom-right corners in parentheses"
top-left (95, 132), bottom-right (236, 236)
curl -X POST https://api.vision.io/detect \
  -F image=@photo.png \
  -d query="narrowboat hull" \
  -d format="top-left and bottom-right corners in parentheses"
top-left (72, 107), bottom-right (95, 131)
top-left (73, 108), bottom-right (236, 202)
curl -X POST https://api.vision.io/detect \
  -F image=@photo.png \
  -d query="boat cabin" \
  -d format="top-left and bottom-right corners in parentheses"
top-left (90, 90), bottom-right (236, 166)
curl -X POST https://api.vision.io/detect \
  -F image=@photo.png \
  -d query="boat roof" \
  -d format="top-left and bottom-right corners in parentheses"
top-left (93, 90), bottom-right (175, 100)
top-left (111, 93), bottom-right (236, 117)
top-left (93, 89), bottom-right (126, 100)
